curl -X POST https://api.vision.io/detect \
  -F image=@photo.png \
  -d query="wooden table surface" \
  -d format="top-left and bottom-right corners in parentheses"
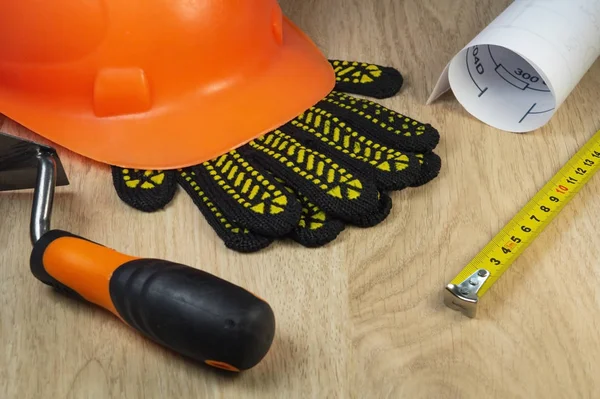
top-left (2, 1), bottom-right (600, 398)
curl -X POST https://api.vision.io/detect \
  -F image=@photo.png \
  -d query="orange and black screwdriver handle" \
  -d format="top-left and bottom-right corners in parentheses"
top-left (29, 230), bottom-right (276, 372)
top-left (23, 149), bottom-right (274, 371)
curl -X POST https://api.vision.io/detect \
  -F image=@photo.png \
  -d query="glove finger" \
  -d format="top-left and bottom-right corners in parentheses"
top-left (322, 91), bottom-right (440, 153)
top-left (288, 108), bottom-right (422, 191)
top-left (412, 152), bottom-right (442, 187)
top-left (329, 60), bottom-right (403, 99)
top-left (112, 167), bottom-right (177, 212)
top-left (241, 129), bottom-right (381, 225)
top-left (189, 151), bottom-right (302, 237)
top-left (289, 191), bottom-right (391, 246)
top-left (274, 177), bottom-right (346, 248)
top-left (353, 191), bottom-right (393, 227)
top-left (319, 92), bottom-right (442, 186)
top-left (177, 169), bottom-right (274, 253)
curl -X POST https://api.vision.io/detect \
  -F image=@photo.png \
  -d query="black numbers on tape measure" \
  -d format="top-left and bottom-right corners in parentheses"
top-left (540, 206), bottom-right (550, 212)
top-left (558, 155), bottom-right (596, 194)
top-left (522, 226), bottom-right (532, 232)
top-left (549, 196), bottom-right (560, 202)
top-left (530, 215), bottom-right (540, 222)
top-left (502, 247), bottom-right (512, 254)
top-left (490, 258), bottom-right (501, 266)
top-left (511, 236), bottom-right (522, 243)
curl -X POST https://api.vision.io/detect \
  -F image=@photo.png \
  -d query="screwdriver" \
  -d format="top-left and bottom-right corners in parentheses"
top-left (1, 131), bottom-right (275, 372)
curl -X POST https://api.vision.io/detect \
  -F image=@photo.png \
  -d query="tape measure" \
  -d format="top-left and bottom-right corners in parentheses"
top-left (445, 129), bottom-right (600, 318)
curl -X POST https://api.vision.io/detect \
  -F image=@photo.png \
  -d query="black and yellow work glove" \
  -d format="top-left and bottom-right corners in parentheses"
top-left (112, 60), bottom-right (441, 252)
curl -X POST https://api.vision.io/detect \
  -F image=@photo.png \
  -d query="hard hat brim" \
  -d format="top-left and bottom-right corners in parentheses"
top-left (0, 17), bottom-right (335, 169)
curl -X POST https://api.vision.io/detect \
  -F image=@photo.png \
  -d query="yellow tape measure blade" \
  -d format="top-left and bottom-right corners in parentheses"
top-left (446, 129), bottom-right (600, 318)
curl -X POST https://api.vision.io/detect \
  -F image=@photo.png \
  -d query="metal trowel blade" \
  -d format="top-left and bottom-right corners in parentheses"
top-left (0, 131), bottom-right (69, 192)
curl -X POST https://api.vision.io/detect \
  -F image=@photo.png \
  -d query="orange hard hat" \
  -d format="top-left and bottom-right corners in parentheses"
top-left (0, 1), bottom-right (335, 169)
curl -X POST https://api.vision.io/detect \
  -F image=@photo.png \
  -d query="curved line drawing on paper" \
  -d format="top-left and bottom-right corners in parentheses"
top-left (487, 46), bottom-right (552, 93)
top-left (519, 102), bottom-right (555, 124)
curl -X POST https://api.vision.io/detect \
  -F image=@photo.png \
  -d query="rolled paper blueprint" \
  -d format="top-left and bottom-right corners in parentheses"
top-left (427, 0), bottom-right (600, 132)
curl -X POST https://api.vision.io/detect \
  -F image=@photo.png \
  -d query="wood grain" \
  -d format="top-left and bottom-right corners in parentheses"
top-left (2, 1), bottom-right (600, 398)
